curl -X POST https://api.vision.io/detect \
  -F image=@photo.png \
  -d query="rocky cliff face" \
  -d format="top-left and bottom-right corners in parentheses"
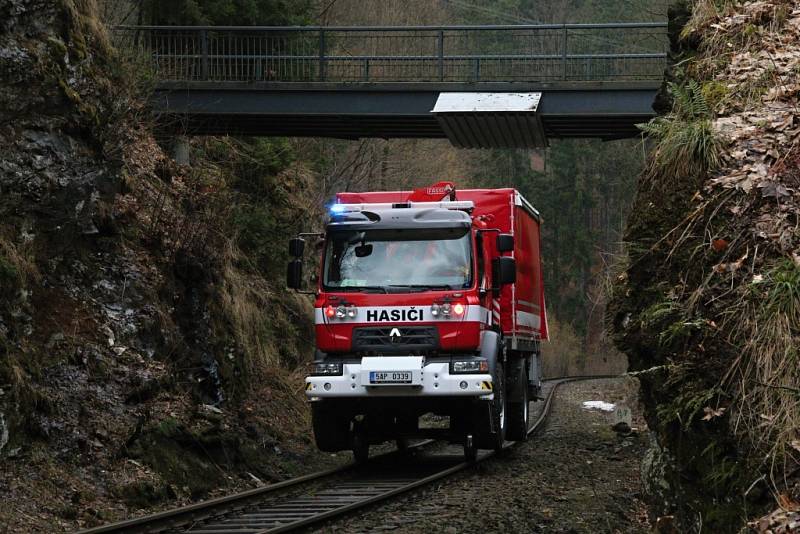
top-left (610, 1), bottom-right (800, 531)
top-left (0, 1), bottom-right (326, 531)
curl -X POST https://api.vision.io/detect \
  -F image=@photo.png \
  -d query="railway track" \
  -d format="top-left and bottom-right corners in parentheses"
top-left (78, 376), bottom-right (611, 534)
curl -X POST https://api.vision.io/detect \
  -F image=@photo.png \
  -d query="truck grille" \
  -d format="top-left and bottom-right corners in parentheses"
top-left (352, 326), bottom-right (439, 353)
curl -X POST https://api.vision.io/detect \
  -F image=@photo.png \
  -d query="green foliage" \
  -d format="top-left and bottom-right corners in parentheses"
top-left (641, 298), bottom-right (681, 327)
top-left (639, 81), bottom-right (725, 178)
top-left (141, 0), bottom-right (314, 25)
top-left (232, 205), bottom-right (280, 273)
top-left (204, 138), bottom-right (294, 199)
top-left (205, 137), bottom-right (297, 277)
top-left (762, 259), bottom-right (800, 329)
top-left (700, 80), bottom-right (728, 110)
top-left (448, 0), bottom-right (668, 23)
top-left (657, 377), bottom-right (725, 431)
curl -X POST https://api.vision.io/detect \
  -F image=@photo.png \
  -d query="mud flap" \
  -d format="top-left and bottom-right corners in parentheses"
top-left (507, 356), bottom-right (528, 402)
top-left (471, 400), bottom-right (497, 449)
top-left (528, 352), bottom-right (542, 397)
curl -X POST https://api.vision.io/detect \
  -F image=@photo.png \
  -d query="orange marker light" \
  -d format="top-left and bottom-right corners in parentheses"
top-left (325, 305), bottom-right (336, 318)
top-left (452, 303), bottom-right (465, 316)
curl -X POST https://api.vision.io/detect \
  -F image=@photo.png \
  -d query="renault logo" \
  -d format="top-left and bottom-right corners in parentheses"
top-left (389, 328), bottom-right (402, 343)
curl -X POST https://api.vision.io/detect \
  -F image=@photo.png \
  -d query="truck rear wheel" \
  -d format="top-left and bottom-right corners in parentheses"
top-left (311, 403), bottom-right (350, 452)
top-left (492, 363), bottom-right (507, 451)
top-left (506, 358), bottom-right (529, 441)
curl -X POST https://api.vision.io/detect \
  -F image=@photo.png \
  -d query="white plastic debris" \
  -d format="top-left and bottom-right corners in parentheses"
top-left (582, 401), bottom-right (616, 412)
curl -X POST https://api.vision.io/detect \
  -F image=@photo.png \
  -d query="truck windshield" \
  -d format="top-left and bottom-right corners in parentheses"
top-left (324, 228), bottom-right (472, 291)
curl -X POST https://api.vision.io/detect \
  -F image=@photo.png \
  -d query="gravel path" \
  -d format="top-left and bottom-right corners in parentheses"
top-left (315, 377), bottom-right (650, 533)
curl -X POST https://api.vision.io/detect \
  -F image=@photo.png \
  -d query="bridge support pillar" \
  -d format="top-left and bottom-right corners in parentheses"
top-left (172, 136), bottom-right (191, 165)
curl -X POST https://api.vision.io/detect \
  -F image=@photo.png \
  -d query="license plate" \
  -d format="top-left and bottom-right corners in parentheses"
top-left (369, 371), bottom-right (412, 384)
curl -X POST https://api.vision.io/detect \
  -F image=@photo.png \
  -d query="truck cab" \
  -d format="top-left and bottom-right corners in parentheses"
top-left (288, 183), bottom-right (546, 461)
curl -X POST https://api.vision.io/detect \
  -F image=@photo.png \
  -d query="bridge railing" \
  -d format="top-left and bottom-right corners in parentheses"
top-left (114, 24), bottom-right (667, 84)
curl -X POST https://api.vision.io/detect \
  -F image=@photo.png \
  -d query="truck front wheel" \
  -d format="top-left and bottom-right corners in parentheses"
top-left (311, 403), bottom-right (350, 452)
top-left (474, 362), bottom-right (507, 451)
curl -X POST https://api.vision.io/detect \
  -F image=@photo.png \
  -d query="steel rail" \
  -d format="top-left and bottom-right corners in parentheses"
top-left (77, 375), bottom-right (617, 534)
top-left (76, 440), bottom-right (436, 534)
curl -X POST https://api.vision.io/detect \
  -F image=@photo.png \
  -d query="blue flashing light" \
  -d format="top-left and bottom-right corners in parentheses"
top-left (330, 204), bottom-right (346, 214)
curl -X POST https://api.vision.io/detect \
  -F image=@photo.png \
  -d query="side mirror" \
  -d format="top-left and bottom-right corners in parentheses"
top-left (289, 237), bottom-right (306, 257)
top-left (287, 259), bottom-right (303, 290)
top-left (496, 234), bottom-right (514, 253)
top-left (355, 243), bottom-right (373, 257)
top-left (493, 257), bottom-right (516, 287)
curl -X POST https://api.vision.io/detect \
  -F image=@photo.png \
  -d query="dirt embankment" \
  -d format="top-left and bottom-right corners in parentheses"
top-left (0, 1), bottom-right (332, 531)
top-left (610, 1), bottom-right (800, 531)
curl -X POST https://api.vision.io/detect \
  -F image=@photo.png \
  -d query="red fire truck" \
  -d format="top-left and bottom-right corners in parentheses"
top-left (287, 182), bottom-right (548, 461)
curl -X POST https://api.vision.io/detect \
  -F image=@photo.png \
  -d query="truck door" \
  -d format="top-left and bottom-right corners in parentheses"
top-left (475, 232), bottom-right (491, 327)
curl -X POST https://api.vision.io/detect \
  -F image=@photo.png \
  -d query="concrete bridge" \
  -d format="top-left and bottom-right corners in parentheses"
top-left (116, 23), bottom-right (668, 148)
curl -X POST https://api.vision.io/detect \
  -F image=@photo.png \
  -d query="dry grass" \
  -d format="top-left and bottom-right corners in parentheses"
top-left (66, 0), bottom-right (114, 59)
top-left (541, 316), bottom-right (626, 378)
top-left (0, 235), bottom-right (40, 406)
top-left (0, 235), bottom-right (40, 293)
top-left (218, 244), bottom-right (282, 374)
top-left (724, 260), bottom-right (800, 481)
top-left (681, 0), bottom-right (735, 44)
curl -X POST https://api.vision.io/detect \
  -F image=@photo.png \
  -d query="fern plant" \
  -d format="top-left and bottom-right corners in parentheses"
top-left (638, 81), bottom-right (725, 179)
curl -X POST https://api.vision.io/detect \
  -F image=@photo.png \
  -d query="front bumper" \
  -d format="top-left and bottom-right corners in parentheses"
top-left (305, 359), bottom-right (493, 399)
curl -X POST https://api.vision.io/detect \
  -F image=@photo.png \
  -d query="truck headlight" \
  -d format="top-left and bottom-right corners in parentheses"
top-left (451, 359), bottom-right (489, 374)
top-left (312, 362), bottom-right (343, 376)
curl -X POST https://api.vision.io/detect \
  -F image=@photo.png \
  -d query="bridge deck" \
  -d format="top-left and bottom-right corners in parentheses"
top-left (117, 24), bottom-right (667, 146)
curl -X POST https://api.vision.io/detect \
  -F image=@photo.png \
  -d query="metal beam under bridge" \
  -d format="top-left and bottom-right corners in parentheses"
top-left (152, 82), bottom-right (660, 147)
top-left (118, 23), bottom-right (667, 148)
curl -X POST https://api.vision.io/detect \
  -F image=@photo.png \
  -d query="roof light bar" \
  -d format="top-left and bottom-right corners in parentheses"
top-left (330, 200), bottom-right (474, 214)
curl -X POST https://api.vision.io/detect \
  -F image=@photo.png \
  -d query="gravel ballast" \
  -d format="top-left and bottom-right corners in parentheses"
top-left (317, 377), bottom-right (650, 533)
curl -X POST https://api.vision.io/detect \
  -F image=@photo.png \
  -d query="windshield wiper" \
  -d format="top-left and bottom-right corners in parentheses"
top-left (386, 284), bottom-right (452, 292)
top-left (334, 286), bottom-right (387, 293)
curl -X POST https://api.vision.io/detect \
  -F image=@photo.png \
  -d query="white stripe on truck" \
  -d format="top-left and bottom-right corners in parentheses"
top-left (314, 305), bottom-right (490, 325)
top-left (515, 310), bottom-right (541, 330)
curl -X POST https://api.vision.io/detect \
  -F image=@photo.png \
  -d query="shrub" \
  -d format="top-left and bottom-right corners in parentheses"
top-left (638, 81), bottom-right (725, 180)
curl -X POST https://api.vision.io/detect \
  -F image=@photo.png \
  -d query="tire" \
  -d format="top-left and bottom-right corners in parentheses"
top-left (352, 420), bottom-right (369, 463)
top-left (490, 363), bottom-right (507, 451)
top-left (506, 359), bottom-right (529, 442)
top-left (464, 434), bottom-right (478, 462)
top-left (473, 360), bottom-right (507, 451)
top-left (311, 403), bottom-right (350, 452)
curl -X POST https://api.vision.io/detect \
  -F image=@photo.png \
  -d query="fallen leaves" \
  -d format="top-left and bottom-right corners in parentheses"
top-left (758, 180), bottom-right (792, 198)
top-left (713, 252), bottom-right (749, 274)
top-left (702, 406), bottom-right (727, 421)
top-left (711, 238), bottom-right (729, 252)
top-left (778, 494), bottom-right (800, 513)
